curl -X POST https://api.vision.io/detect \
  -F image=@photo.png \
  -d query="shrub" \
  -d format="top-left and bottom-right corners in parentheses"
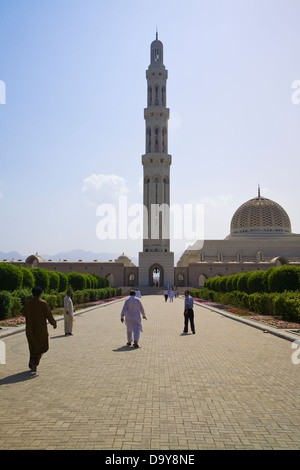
top-left (20, 267), bottom-right (35, 290)
top-left (268, 266), bottom-right (300, 293)
top-left (68, 272), bottom-right (87, 291)
top-left (225, 275), bottom-right (234, 292)
top-left (217, 277), bottom-right (227, 293)
top-left (47, 270), bottom-right (60, 292)
top-left (11, 288), bottom-right (32, 307)
top-left (31, 268), bottom-right (50, 293)
top-left (0, 291), bottom-right (12, 320)
top-left (0, 263), bottom-right (23, 292)
top-left (247, 271), bottom-right (268, 294)
top-left (9, 296), bottom-right (22, 317)
top-left (273, 291), bottom-right (300, 321)
top-left (236, 272), bottom-right (251, 293)
top-left (57, 272), bottom-right (68, 293)
top-left (42, 294), bottom-right (57, 310)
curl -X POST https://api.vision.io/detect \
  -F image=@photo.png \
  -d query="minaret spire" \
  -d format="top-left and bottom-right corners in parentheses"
top-left (139, 34), bottom-right (174, 286)
top-left (258, 184), bottom-right (261, 198)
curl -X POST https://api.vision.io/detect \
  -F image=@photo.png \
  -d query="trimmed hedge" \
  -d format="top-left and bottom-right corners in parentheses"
top-left (0, 264), bottom-right (23, 292)
top-left (190, 265), bottom-right (300, 322)
top-left (190, 287), bottom-right (300, 320)
top-left (0, 262), bottom-right (117, 320)
top-left (0, 263), bottom-right (109, 294)
top-left (0, 287), bottom-right (122, 320)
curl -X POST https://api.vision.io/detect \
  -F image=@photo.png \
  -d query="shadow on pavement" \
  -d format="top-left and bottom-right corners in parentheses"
top-left (0, 370), bottom-right (38, 385)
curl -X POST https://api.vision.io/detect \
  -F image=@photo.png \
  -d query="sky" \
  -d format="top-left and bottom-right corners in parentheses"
top-left (1, 0), bottom-right (300, 262)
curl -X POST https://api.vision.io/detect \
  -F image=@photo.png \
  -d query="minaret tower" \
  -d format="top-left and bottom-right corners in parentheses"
top-left (139, 33), bottom-right (174, 287)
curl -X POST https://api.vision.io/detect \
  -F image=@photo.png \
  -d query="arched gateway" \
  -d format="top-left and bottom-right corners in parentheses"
top-left (149, 263), bottom-right (163, 287)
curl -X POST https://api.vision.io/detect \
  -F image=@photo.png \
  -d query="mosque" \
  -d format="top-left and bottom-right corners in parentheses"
top-left (11, 35), bottom-right (300, 290)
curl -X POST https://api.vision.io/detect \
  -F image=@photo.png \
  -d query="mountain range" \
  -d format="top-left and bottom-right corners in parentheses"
top-left (0, 249), bottom-right (183, 265)
top-left (0, 249), bottom-right (138, 265)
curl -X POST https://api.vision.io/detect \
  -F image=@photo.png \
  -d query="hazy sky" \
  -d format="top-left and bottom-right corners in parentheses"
top-left (1, 0), bottom-right (300, 260)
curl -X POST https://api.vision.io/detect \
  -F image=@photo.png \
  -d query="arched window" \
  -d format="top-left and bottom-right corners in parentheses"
top-left (147, 128), bottom-right (151, 153)
top-left (198, 274), bottom-right (206, 287)
top-left (106, 273), bottom-right (114, 286)
top-left (163, 177), bottom-right (169, 204)
top-left (161, 86), bottom-right (165, 105)
top-left (148, 86), bottom-right (152, 106)
top-left (178, 273), bottom-right (184, 286)
top-left (155, 86), bottom-right (159, 105)
top-left (128, 274), bottom-right (135, 286)
top-left (155, 127), bottom-right (159, 151)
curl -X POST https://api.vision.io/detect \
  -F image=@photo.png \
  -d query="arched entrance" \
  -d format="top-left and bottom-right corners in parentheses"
top-left (106, 273), bottom-right (114, 286)
top-left (198, 274), bottom-right (207, 287)
top-left (149, 264), bottom-right (164, 287)
top-left (128, 273), bottom-right (136, 286)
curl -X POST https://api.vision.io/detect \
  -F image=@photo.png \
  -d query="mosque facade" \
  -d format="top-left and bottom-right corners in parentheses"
top-left (9, 35), bottom-right (300, 289)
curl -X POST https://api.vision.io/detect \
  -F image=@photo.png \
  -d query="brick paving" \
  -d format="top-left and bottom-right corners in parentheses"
top-left (0, 295), bottom-right (299, 450)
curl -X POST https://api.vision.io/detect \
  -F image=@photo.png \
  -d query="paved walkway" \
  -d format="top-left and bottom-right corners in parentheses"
top-left (0, 295), bottom-right (299, 450)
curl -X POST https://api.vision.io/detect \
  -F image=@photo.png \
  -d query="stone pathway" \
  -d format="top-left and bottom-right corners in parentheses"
top-left (0, 295), bottom-right (299, 450)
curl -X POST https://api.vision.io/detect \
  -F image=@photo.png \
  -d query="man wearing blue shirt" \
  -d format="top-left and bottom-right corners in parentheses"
top-left (184, 290), bottom-right (195, 334)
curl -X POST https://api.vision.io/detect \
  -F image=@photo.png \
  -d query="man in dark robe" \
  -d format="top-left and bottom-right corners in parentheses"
top-left (21, 286), bottom-right (57, 372)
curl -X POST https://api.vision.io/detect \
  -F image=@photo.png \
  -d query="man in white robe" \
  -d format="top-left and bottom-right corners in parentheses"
top-left (121, 290), bottom-right (147, 347)
top-left (135, 289), bottom-right (141, 298)
top-left (63, 290), bottom-right (74, 335)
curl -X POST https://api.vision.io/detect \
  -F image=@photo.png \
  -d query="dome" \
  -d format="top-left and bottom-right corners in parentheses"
top-left (230, 190), bottom-right (291, 236)
top-left (115, 253), bottom-right (135, 267)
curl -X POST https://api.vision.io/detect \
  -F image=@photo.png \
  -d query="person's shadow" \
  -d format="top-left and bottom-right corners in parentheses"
top-left (113, 345), bottom-right (139, 352)
top-left (0, 370), bottom-right (38, 385)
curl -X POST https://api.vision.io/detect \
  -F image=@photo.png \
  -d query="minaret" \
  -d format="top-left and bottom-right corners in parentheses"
top-left (139, 34), bottom-right (174, 287)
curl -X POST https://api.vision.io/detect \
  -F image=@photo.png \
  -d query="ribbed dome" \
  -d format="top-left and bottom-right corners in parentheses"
top-left (230, 192), bottom-right (291, 236)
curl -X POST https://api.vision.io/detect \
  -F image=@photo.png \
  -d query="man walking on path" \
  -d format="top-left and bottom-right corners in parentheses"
top-left (183, 290), bottom-right (195, 334)
top-left (121, 290), bottom-right (147, 347)
top-left (21, 286), bottom-right (57, 372)
top-left (64, 290), bottom-right (74, 335)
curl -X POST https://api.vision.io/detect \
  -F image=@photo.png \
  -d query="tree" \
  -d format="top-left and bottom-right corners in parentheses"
top-left (57, 272), bottom-right (68, 292)
top-left (0, 263), bottom-right (23, 292)
top-left (236, 272), bottom-right (251, 293)
top-left (20, 267), bottom-right (35, 290)
top-left (47, 270), bottom-right (60, 292)
top-left (31, 268), bottom-right (50, 293)
top-left (247, 271), bottom-right (267, 294)
top-left (68, 272), bottom-right (87, 291)
top-left (268, 265), bottom-right (300, 293)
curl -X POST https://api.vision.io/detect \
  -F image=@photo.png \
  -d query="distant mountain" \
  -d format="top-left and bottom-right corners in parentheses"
top-left (0, 251), bottom-right (25, 261)
top-left (0, 249), bottom-right (138, 265)
top-left (40, 249), bottom-right (126, 263)
top-left (0, 249), bottom-right (182, 265)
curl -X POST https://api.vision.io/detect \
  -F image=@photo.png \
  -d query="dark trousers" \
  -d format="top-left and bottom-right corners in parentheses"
top-left (29, 354), bottom-right (42, 371)
top-left (184, 309), bottom-right (195, 333)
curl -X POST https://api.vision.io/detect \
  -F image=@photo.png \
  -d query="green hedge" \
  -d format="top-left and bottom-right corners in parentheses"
top-left (191, 265), bottom-right (300, 322)
top-left (0, 264), bottom-right (23, 292)
top-left (0, 263), bottom-right (109, 294)
top-left (0, 262), bottom-right (118, 320)
top-left (204, 266), bottom-right (300, 295)
top-left (0, 287), bottom-right (122, 320)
